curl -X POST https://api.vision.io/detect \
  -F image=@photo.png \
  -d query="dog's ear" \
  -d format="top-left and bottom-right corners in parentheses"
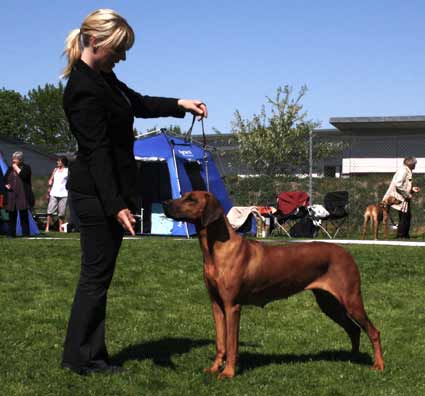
top-left (201, 193), bottom-right (224, 227)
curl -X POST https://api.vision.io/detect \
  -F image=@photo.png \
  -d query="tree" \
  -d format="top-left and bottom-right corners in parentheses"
top-left (168, 124), bottom-right (183, 135)
top-left (0, 88), bottom-right (30, 141)
top-left (143, 124), bottom-right (183, 136)
top-left (232, 85), bottom-right (344, 175)
top-left (26, 82), bottom-right (75, 152)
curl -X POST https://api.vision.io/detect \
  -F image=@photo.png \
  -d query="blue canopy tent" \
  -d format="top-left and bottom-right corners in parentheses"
top-left (0, 156), bottom-right (7, 175)
top-left (0, 156), bottom-right (7, 234)
top-left (133, 130), bottom-right (232, 237)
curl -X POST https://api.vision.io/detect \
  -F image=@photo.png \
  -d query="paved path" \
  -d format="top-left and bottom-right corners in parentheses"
top-left (19, 236), bottom-right (425, 247)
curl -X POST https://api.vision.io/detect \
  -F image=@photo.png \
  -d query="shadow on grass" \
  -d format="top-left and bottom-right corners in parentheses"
top-left (112, 337), bottom-right (260, 369)
top-left (238, 349), bottom-right (372, 373)
top-left (111, 337), bottom-right (214, 368)
top-left (112, 338), bottom-right (371, 373)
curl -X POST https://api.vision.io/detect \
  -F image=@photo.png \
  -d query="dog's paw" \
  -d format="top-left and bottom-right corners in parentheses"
top-left (218, 368), bottom-right (235, 380)
top-left (372, 361), bottom-right (384, 371)
top-left (203, 365), bottom-right (220, 374)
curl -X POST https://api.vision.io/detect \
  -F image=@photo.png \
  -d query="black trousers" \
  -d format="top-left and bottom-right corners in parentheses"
top-left (8, 209), bottom-right (30, 236)
top-left (397, 206), bottom-right (411, 238)
top-left (62, 191), bottom-right (124, 368)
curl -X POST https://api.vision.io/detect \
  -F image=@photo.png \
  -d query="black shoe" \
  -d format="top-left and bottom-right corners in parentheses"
top-left (62, 361), bottom-right (124, 376)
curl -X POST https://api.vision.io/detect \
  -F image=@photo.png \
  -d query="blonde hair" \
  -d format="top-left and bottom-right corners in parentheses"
top-left (61, 9), bottom-right (135, 78)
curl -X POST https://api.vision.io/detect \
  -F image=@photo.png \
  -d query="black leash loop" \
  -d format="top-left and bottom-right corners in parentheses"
top-left (183, 114), bottom-right (209, 191)
top-left (184, 115), bottom-right (197, 143)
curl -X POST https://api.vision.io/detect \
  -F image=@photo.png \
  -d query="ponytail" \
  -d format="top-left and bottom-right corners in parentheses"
top-left (61, 29), bottom-right (82, 79)
top-left (61, 9), bottom-right (135, 79)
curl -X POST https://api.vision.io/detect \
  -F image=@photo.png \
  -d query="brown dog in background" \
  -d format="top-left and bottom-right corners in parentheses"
top-left (362, 196), bottom-right (400, 240)
top-left (163, 191), bottom-right (384, 379)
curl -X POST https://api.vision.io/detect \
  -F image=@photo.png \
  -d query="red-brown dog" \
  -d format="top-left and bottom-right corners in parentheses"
top-left (163, 191), bottom-right (384, 379)
top-left (362, 196), bottom-right (400, 240)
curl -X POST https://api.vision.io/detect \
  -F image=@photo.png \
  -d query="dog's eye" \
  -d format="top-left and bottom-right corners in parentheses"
top-left (186, 195), bottom-right (197, 203)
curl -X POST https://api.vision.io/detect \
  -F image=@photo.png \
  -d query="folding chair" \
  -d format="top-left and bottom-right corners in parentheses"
top-left (273, 191), bottom-right (310, 237)
top-left (312, 191), bottom-right (349, 239)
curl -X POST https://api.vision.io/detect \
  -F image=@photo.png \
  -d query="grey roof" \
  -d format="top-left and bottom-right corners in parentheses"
top-left (330, 116), bottom-right (425, 132)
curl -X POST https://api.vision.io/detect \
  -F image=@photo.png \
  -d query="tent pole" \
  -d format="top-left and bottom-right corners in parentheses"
top-left (309, 128), bottom-right (313, 205)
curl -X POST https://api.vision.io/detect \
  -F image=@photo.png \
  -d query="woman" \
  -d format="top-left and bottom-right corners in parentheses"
top-left (45, 156), bottom-right (69, 232)
top-left (4, 151), bottom-right (35, 237)
top-left (383, 156), bottom-right (420, 239)
top-left (61, 9), bottom-right (208, 375)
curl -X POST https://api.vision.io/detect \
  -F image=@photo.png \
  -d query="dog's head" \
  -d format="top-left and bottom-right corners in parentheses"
top-left (381, 196), bottom-right (401, 208)
top-left (162, 191), bottom-right (224, 227)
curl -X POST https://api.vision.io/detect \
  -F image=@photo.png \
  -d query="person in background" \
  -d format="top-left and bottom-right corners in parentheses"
top-left (45, 156), bottom-right (69, 232)
top-left (383, 156), bottom-right (421, 239)
top-left (60, 9), bottom-right (208, 375)
top-left (4, 151), bottom-right (35, 237)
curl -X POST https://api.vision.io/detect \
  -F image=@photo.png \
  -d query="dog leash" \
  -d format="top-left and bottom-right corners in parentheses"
top-left (184, 114), bottom-right (196, 143)
top-left (184, 115), bottom-right (210, 192)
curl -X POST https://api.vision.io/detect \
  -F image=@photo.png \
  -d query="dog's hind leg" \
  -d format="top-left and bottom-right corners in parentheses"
top-left (342, 292), bottom-right (384, 371)
top-left (312, 289), bottom-right (361, 353)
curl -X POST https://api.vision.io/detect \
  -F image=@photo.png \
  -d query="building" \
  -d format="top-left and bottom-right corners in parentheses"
top-left (317, 116), bottom-right (425, 176)
top-left (203, 116), bottom-right (425, 177)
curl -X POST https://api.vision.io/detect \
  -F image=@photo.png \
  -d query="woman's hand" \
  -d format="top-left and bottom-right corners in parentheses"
top-left (12, 163), bottom-right (21, 174)
top-left (177, 99), bottom-right (208, 120)
top-left (5, 184), bottom-right (11, 190)
top-left (116, 208), bottom-right (136, 236)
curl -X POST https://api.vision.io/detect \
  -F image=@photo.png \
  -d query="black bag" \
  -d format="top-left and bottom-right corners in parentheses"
top-left (289, 217), bottom-right (317, 238)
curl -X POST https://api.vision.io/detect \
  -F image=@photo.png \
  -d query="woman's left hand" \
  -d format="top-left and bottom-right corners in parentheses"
top-left (178, 99), bottom-right (208, 120)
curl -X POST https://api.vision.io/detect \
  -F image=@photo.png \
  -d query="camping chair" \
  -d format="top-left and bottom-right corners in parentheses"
top-left (273, 191), bottom-right (310, 237)
top-left (311, 191), bottom-right (349, 239)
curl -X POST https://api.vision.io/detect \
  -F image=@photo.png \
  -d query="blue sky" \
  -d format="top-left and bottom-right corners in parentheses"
top-left (1, 0), bottom-right (424, 134)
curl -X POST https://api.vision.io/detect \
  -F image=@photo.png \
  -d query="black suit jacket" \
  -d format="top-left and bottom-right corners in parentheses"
top-left (64, 60), bottom-right (185, 216)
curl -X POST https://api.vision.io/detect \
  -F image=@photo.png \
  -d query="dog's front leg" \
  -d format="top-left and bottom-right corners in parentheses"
top-left (373, 216), bottom-right (379, 240)
top-left (204, 299), bottom-right (226, 374)
top-left (362, 215), bottom-right (369, 239)
top-left (218, 303), bottom-right (241, 379)
top-left (383, 209), bottom-right (389, 239)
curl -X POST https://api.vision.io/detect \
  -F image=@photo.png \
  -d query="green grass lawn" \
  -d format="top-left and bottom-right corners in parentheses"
top-left (1, 236), bottom-right (424, 396)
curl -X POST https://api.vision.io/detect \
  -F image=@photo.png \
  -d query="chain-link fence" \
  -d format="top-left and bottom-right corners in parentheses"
top-left (210, 128), bottom-right (425, 239)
